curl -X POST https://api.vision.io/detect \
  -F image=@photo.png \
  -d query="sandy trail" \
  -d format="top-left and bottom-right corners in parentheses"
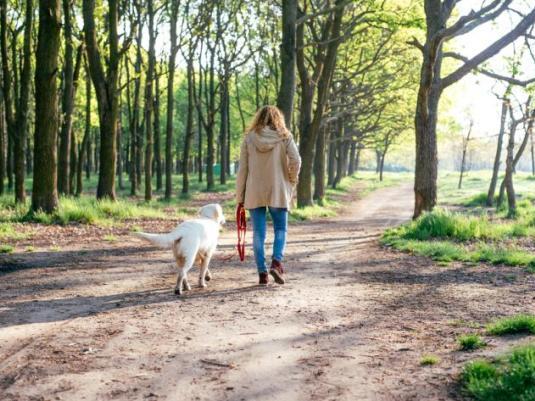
top-left (1, 184), bottom-right (534, 401)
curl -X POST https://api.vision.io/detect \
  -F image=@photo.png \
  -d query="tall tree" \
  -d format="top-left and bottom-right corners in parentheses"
top-left (412, 2), bottom-right (535, 218)
top-left (165, 0), bottom-right (180, 199)
top-left (83, 0), bottom-right (130, 199)
top-left (0, 0), bottom-right (15, 196)
top-left (13, 0), bottom-right (33, 203)
top-left (31, 0), bottom-right (61, 213)
top-left (144, 0), bottom-right (156, 201)
top-left (58, 0), bottom-right (76, 195)
top-left (276, 0), bottom-right (297, 127)
top-left (296, 0), bottom-right (346, 207)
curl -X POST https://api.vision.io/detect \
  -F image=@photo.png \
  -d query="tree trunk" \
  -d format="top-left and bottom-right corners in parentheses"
top-left (182, 59), bottom-right (195, 195)
top-left (58, 0), bottom-right (74, 195)
top-left (414, 42), bottom-right (441, 218)
top-left (347, 141), bottom-right (356, 175)
top-left (531, 129), bottom-right (535, 175)
top-left (143, 0), bottom-right (155, 201)
top-left (69, 130), bottom-right (77, 193)
top-left (31, 0), bottom-right (61, 213)
top-left (154, 68), bottom-right (162, 191)
top-left (197, 109), bottom-right (203, 183)
top-left (276, 0), bottom-right (297, 127)
top-left (165, 0), bottom-right (179, 200)
top-left (487, 94), bottom-right (509, 205)
top-left (0, 102), bottom-right (4, 195)
top-left (379, 153), bottom-right (385, 182)
top-left (313, 124), bottom-right (326, 202)
top-left (458, 121), bottom-right (473, 189)
top-left (117, 113), bottom-right (124, 190)
top-left (83, 0), bottom-right (120, 200)
top-left (0, 0), bottom-right (14, 194)
top-left (355, 146), bottom-right (361, 173)
top-left (76, 93), bottom-right (91, 197)
top-left (26, 134), bottom-right (32, 175)
top-left (219, 77), bottom-right (228, 185)
top-left (333, 119), bottom-right (344, 188)
top-left (13, 0), bottom-right (33, 203)
top-left (503, 120), bottom-right (517, 215)
top-left (296, 1), bottom-right (344, 207)
top-left (327, 127), bottom-right (336, 186)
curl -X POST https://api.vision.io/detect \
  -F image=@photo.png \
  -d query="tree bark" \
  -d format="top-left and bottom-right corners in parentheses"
top-left (154, 67), bottom-right (162, 191)
top-left (219, 77), bottom-right (228, 185)
top-left (83, 0), bottom-right (121, 200)
top-left (143, 0), bottom-right (155, 201)
top-left (327, 127), bottom-right (336, 186)
top-left (313, 124), bottom-right (326, 202)
top-left (503, 118), bottom-right (517, 215)
top-left (165, 0), bottom-right (179, 200)
top-left (13, 0), bottom-right (33, 203)
top-left (31, 0), bottom-right (61, 213)
top-left (58, 0), bottom-right (75, 195)
top-left (0, 0), bottom-right (14, 194)
top-left (76, 71), bottom-right (91, 196)
top-left (531, 129), bottom-right (535, 175)
top-left (182, 59), bottom-right (195, 195)
top-left (276, 0), bottom-right (297, 127)
top-left (0, 101), bottom-right (4, 195)
top-left (458, 121), bottom-right (473, 189)
top-left (487, 93), bottom-right (509, 205)
top-left (347, 141), bottom-right (356, 175)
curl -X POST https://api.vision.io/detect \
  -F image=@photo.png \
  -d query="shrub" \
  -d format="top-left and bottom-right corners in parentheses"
top-left (462, 345), bottom-right (535, 401)
top-left (420, 355), bottom-right (440, 366)
top-left (0, 244), bottom-right (13, 253)
top-left (458, 334), bottom-right (486, 351)
top-left (487, 315), bottom-right (535, 336)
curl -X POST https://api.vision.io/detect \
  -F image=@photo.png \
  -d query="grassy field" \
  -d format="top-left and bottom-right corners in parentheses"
top-left (383, 170), bottom-right (535, 272)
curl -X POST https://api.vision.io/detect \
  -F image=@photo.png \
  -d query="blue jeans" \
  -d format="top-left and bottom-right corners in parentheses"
top-left (249, 207), bottom-right (288, 273)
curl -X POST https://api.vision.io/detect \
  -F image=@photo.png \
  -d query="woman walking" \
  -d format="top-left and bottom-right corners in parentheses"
top-left (236, 106), bottom-right (301, 285)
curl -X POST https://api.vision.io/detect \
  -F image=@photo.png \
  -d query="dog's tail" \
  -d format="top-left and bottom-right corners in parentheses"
top-left (134, 231), bottom-right (179, 248)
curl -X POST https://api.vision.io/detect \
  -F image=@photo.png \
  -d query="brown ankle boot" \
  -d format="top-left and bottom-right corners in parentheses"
top-left (269, 260), bottom-right (285, 284)
top-left (259, 272), bottom-right (269, 285)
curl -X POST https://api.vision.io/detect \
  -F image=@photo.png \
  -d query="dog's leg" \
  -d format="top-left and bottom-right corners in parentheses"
top-left (173, 241), bottom-right (188, 296)
top-left (199, 254), bottom-right (213, 288)
top-left (205, 268), bottom-right (212, 282)
top-left (180, 252), bottom-right (196, 294)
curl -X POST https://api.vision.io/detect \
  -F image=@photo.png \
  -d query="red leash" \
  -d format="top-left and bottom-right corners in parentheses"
top-left (236, 204), bottom-right (247, 261)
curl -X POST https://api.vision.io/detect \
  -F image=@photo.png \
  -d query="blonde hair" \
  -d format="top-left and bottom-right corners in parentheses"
top-left (245, 105), bottom-right (290, 138)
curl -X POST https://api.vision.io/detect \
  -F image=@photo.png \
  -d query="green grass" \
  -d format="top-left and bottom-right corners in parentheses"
top-left (0, 222), bottom-right (30, 241)
top-left (0, 244), bottom-right (13, 253)
top-left (103, 234), bottom-right (117, 242)
top-left (462, 345), bottom-right (535, 401)
top-left (0, 195), bottom-right (168, 226)
top-left (382, 204), bottom-right (535, 270)
top-left (420, 354), bottom-right (440, 366)
top-left (459, 334), bottom-right (487, 351)
top-left (487, 315), bottom-right (535, 336)
top-left (438, 171), bottom-right (535, 206)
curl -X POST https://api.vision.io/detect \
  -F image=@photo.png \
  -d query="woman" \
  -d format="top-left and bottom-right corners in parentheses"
top-left (236, 105), bottom-right (301, 285)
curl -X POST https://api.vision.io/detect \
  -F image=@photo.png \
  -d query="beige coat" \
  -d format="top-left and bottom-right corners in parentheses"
top-left (236, 128), bottom-right (301, 210)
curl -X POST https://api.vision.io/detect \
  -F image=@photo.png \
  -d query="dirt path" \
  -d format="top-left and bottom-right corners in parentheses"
top-left (1, 184), bottom-right (534, 401)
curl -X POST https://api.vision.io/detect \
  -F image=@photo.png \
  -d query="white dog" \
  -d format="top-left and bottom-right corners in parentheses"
top-left (135, 204), bottom-right (225, 295)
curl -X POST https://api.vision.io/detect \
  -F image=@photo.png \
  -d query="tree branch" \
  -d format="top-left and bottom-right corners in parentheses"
top-left (440, 7), bottom-right (535, 90)
top-left (443, 51), bottom-right (535, 86)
